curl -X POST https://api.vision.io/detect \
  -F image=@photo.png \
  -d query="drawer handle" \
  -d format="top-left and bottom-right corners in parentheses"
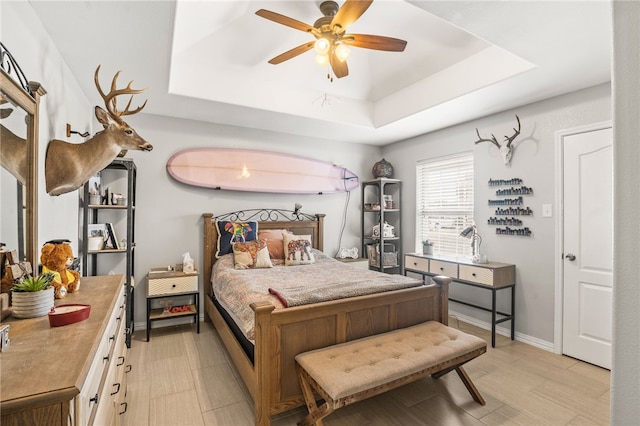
top-left (439, 267), bottom-right (444, 271)
top-left (110, 334), bottom-right (115, 341)
top-left (119, 401), bottom-right (128, 415)
top-left (172, 284), bottom-right (177, 288)
top-left (125, 364), bottom-right (132, 373)
top-left (90, 394), bottom-right (99, 404)
top-left (472, 273), bottom-right (477, 277)
top-left (116, 316), bottom-right (122, 321)
top-left (117, 356), bottom-right (125, 367)
top-left (103, 355), bottom-right (110, 362)
top-left (110, 382), bottom-right (121, 396)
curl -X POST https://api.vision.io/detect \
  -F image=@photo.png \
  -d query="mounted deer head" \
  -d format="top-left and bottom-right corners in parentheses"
top-left (0, 102), bottom-right (28, 185)
top-left (45, 65), bottom-right (153, 196)
top-left (475, 115), bottom-right (521, 166)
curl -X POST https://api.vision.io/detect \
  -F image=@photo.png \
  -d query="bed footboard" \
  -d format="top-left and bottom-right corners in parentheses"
top-left (251, 277), bottom-right (449, 426)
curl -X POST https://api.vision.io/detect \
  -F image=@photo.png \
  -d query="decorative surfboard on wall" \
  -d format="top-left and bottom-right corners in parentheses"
top-left (166, 148), bottom-right (359, 194)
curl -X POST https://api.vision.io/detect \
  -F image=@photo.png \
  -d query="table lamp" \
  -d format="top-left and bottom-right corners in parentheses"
top-left (460, 225), bottom-right (487, 264)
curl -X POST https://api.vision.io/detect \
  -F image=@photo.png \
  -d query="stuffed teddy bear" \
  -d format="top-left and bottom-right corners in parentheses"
top-left (40, 240), bottom-right (81, 299)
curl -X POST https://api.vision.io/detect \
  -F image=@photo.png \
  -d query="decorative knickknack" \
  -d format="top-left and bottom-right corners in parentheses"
top-left (372, 158), bottom-right (394, 178)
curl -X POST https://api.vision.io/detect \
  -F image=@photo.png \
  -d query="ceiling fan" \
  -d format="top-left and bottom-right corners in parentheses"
top-left (255, 0), bottom-right (407, 79)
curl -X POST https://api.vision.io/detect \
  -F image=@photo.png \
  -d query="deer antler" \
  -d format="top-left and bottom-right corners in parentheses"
top-left (474, 115), bottom-right (522, 166)
top-left (94, 65), bottom-right (147, 123)
top-left (504, 114), bottom-right (521, 148)
top-left (474, 129), bottom-right (501, 149)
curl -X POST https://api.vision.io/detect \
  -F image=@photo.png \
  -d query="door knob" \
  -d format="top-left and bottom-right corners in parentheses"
top-left (565, 253), bottom-right (576, 261)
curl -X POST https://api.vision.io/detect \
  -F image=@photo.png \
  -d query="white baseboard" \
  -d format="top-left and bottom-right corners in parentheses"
top-left (449, 310), bottom-right (554, 352)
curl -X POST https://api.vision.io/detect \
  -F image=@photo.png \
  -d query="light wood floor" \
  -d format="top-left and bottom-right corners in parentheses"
top-left (122, 319), bottom-right (610, 426)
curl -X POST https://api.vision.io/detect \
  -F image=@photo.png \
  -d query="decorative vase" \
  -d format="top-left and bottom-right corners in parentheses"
top-left (11, 287), bottom-right (55, 318)
top-left (372, 158), bottom-right (394, 178)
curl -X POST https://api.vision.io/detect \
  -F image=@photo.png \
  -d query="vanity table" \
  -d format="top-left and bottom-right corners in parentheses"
top-left (1, 275), bottom-right (130, 425)
top-left (405, 253), bottom-right (516, 347)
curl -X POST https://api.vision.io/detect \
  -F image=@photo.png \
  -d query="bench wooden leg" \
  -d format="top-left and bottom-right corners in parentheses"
top-left (297, 365), bottom-right (332, 426)
top-left (455, 366), bottom-right (485, 405)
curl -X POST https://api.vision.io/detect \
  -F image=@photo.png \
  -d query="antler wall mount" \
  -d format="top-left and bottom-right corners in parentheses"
top-left (44, 65), bottom-right (153, 196)
top-left (474, 115), bottom-right (521, 166)
top-left (255, 0), bottom-right (407, 80)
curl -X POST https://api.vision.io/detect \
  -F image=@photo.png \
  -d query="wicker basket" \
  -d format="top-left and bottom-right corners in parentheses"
top-left (367, 244), bottom-right (398, 267)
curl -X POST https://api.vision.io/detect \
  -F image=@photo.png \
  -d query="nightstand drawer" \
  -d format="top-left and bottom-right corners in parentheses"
top-left (405, 255), bottom-right (429, 273)
top-left (148, 274), bottom-right (198, 296)
top-left (429, 259), bottom-right (458, 277)
top-left (459, 265), bottom-right (494, 286)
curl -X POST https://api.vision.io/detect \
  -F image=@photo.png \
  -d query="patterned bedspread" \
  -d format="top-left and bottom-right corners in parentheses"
top-left (211, 250), bottom-right (423, 342)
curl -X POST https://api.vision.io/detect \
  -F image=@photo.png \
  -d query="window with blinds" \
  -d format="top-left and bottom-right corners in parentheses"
top-left (416, 153), bottom-right (474, 257)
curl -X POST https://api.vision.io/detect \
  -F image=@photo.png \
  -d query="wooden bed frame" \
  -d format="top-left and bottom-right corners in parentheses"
top-left (202, 210), bottom-right (449, 426)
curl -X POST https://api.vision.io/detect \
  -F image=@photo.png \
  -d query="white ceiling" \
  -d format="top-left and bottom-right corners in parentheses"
top-left (30, 1), bottom-right (612, 146)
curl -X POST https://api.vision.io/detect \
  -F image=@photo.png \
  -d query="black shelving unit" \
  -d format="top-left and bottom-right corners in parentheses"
top-left (361, 178), bottom-right (402, 274)
top-left (81, 158), bottom-right (136, 347)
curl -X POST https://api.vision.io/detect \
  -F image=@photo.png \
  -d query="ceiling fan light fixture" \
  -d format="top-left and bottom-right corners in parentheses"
top-left (314, 53), bottom-right (329, 66)
top-left (314, 38), bottom-right (331, 55)
top-left (334, 44), bottom-right (350, 62)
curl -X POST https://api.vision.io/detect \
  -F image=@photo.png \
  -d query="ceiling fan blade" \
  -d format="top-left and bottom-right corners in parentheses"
top-left (256, 9), bottom-right (315, 33)
top-left (331, 0), bottom-right (373, 34)
top-left (329, 53), bottom-right (349, 78)
top-left (343, 34), bottom-right (407, 51)
top-left (268, 41), bottom-right (315, 65)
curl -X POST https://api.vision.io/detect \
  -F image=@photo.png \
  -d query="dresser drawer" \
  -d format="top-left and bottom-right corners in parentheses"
top-left (148, 274), bottom-right (198, 296)
top-left (429, 259), bottom-right (458, 277)
top-left (459, 265), bottom-right (494, 285)
top-left (405, 255), bottom-right (429, 273)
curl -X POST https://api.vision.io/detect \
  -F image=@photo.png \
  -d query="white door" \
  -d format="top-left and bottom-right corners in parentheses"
top-left (562, 126), bottom-right (613, 369)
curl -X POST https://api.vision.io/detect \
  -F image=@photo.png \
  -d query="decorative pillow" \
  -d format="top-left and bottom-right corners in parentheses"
top-left (257, 229), bottom-right (290, 259)
top-left (283, 233), bottom-right (315, 266)
top-left (215, 220), bottom-right (257, 258)
top-left (232, 239), bottom-right (273, 269)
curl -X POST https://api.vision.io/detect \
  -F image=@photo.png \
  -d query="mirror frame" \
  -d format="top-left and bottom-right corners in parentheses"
top-left (0, 68), bottom-right (45, 267)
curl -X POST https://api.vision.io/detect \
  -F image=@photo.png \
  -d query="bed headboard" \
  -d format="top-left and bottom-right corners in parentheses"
top-left (202, 209), bottom-right (326, 293)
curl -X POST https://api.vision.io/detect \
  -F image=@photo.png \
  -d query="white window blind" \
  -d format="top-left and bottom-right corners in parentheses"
top-left (416, 153), bottom-right (474, 257)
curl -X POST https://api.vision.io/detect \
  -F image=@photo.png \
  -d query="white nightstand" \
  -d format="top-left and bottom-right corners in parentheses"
top-left (146, 269), bottom-right (199, 341)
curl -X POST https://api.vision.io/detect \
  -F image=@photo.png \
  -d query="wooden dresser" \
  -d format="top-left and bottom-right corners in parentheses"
top-left (1, 274), bottom-right (130, 425)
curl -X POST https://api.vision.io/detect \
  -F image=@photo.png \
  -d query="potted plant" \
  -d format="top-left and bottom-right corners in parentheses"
top-left (11, 272), bottom-right (55, 318)
top-left (422, 240), bottom-right (434, 255)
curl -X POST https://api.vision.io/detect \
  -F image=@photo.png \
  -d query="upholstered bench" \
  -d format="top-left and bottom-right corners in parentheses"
top-left (295, 320), bottom-right (487, 426)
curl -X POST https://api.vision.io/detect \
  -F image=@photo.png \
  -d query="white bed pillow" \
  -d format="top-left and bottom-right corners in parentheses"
top-left (283, 233), bottom-right (315, 266)
top-left (232, 239), bottom-right (273, 269)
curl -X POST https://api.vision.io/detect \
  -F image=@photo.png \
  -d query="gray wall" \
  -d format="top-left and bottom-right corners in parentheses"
top-left (382, 83), bottom-right (612, 346)
top-left (1, 2), bottom-right (379, 331)
top-left (611, 1), bottom-right (640, 424)
top-left (124, 114), bottom-right (378, 324)
top-left (4, 1), bottom-right (639, 421)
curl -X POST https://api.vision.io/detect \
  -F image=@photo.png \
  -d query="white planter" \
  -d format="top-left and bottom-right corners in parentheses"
top-left (11, 287), bottom-right (55, 318)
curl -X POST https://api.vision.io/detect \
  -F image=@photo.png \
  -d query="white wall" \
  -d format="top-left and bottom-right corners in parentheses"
top-left (124, 114), bottom-right (378, 324)
top-left (1, 1), bottom-right (93, 256)
top-left (611, 1), bottom-right (640, 424)
top-left (1, 2), bottom-right (379, 329)
top-left (383, 83), bottom-right (612, 346)
top-left (5, 0), bottom-right (640, 420)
